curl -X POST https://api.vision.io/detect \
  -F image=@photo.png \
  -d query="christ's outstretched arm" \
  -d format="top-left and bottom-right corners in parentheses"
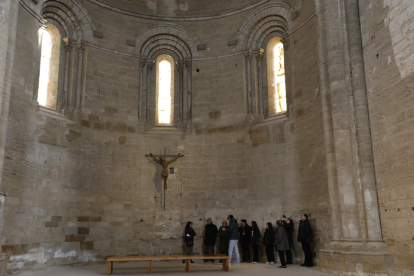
top-left (148, 153), bottom-right (162, 164)
top-left (167, 153), bottom-right (181, 165)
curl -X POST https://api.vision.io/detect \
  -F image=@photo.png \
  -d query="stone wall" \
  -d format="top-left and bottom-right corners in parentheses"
top-left (2, 0), bottom-right (413, 275)
top-left (359, 0), bottom-right (414, 273)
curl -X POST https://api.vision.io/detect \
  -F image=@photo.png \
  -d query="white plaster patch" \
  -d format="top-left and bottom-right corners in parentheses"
top-left (54, 250), bottom-right (76, 258)
top-left (383, 0), bottom-right (414, 78)
top-left (179, 3), bottom-right (188, 11)
top-left (364, 189), bottom-right (372, 204)
top-left (10, 254), bottom-right (30, 261)
top-left (147, 0), bottom-right (156, 10)
top-left (178, 145), bottom-right (184, 150)
top-left (7, 262), bottom-right (24, 269)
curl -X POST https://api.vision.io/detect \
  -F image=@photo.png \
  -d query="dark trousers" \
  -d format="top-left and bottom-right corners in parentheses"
top-left (286, 249), bottom-right (293, 264)
top-left (265, 245), bottom-right (274, 262)
top-left (204, 245), bottom-right (215, 262)
top-left (240, 242), bottom-right (250, 262)
top-left (252, 243), bottom-right (259, 262)
top-left (301, 241), bottom-right (313, 266)
top-left (221, 250), bottom-right (228, 256)
top-left (278, 250), bottom-right (287, 266)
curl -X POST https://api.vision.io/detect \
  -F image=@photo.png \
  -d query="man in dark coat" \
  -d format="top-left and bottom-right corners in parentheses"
top-left (297, 213), bottom-right (313, 267)
top-left (204, 218), bottom-right (218, 262)
top-left (223, 215), bottom-right (240, 265)
top-left (239, 219), bottom-right (251, 262)
top-left (281, 216), bottom-right (294, 264)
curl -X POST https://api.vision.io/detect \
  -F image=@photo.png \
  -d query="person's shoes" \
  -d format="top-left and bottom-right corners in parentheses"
top-left (270, 262), bottom-right (275, 264)
top-left (278, 265), bottom-right (287, 268)
top-left (265, 262), bottom-right (270, 264)
top-left (286, 262), bottom-right (293, 265)
top-left (210, 260), bottom-right (215, 263)
top-left (306, 264), bottom-right (314, 267)
top-left (300, 263), bottom-right (307, 266)
top-left (182, 260), bottom-right (185, 264)
top-left (219, 261), bottom-right (222, 263)
top-left (191, 260), bottom-right (194, 263)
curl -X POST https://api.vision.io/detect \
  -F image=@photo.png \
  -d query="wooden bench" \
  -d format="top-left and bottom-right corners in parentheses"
top-left (107, 255), bottom-right (230, 274)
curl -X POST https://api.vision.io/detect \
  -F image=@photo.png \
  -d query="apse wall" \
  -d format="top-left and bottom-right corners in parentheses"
top-left (1, 0), bottom-right (328, 273)
top-left (359, 0), bottom-right (414, 273)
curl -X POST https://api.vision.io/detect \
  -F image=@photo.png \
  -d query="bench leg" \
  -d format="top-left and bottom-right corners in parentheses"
top-left (186, 259), bottom-right (191, 273)
top-left (108, 261), bottom-right (113, 275)
top-left (222, 259), bottom-right (229, 272)
top-left (148, 260), bottom-right (151, 274)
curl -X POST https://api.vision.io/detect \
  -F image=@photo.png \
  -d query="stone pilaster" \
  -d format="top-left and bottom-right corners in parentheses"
top-left (244, 49), bottom-right (253, 115)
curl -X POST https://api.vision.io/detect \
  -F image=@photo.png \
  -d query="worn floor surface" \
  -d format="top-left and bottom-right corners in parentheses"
top-left (18, 262), bottom-right (331, 276)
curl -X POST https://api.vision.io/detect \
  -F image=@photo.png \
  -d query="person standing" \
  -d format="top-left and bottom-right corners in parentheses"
top-left (223, 215), bottom-right (240, 265)
top-left (263, 222), bottom-right (275, 264)
top-left (281, 216), bottom-right (294, 264)
top-left (218, 221), bottom-right (229, 263)
top-left (239, 219), bottom-right (251, 262)
top-left (204, 218), bottom-right (218, 262)
top-left (250, 221), bottom-right (261, 263)
top-left (183, 221), bottom-right (196, 264)
top-left (275, 220), bottom-right (290, 268)
top-left (297, 213), bottom-right (313, 267)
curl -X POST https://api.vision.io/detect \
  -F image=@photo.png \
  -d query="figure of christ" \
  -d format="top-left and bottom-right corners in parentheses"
top-left (148, 153), bottom-right (182, 190)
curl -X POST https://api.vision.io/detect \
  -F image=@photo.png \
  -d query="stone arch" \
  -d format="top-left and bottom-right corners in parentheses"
top-left (235, 2), bottom-right (292, 51)
top-left (136, 24), bottom-right (199, 58)
top-left (41, 0), bottom-right (95, 42)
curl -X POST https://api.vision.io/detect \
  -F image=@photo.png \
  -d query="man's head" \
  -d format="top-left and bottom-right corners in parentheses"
top-left (206, 218), bottom-right (212, 225)
top-left (241, 219), bottom-right (247, 226)
top-left (301, 213), bottom-right (308, 221)
top-left (227, 215), bottom-right (233, 221)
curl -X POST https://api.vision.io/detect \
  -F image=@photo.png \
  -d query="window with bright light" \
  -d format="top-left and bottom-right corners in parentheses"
top-left (156, 55), bottom-right (174, 125)
top-left (38, 30), bottom-right (52, 106)
top-left (266, 37), bottom-right (287, 116)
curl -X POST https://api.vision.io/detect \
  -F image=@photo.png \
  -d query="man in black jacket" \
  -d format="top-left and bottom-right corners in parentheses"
top-left (204, 218), bottom-right (218, 262)
top-left (297, 213), bottom-right (313, 267)
top-left (239, 219), bottom-right (251, 263)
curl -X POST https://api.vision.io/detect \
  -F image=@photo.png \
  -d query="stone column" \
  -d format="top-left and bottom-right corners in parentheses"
top-left (177, 60), bottom-right (185, 125)
top-left (345, 0), bottom-right (382, 243)
top-left (185, 59), bottom-right (192, 121)
top-left (138, 57), bottom-right (146, 119)
top-left (255, 49), bottom-right (264, 116)
top-left (146, 59), bottom-right (154, 122)
top-left (244, 49), bottom-right (252, 114)
top-left (0, 0), bottom-right (19, 190)
top-left (62, 38), bottom-right (73, 113)
top-left (74, 40), bottom-right (85, 114)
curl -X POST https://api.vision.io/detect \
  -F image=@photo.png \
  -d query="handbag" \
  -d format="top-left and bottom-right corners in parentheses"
top-left (186, 238), bottom-right (194, 247)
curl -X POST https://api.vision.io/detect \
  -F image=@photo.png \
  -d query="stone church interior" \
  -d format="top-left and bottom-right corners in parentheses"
top-left (0, 0), bottom-right (413, 275)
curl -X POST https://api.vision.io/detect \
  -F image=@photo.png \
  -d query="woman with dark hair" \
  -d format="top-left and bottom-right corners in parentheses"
top-left (250, 221), bottom-right (261, 263)
top-left (183, 221), bottom-right (196, 264)
top-left (218, 220), bottom-right (229, 263)
top-left (263, 222), bottom-right (275, 264)
top-left (275, 220), bottom-right (290, 268)
top-left (297, 213), bottom-right (313, 267)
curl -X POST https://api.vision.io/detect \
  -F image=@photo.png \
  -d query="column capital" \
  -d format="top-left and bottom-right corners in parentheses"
top-left (63, 38), bottom-right (74, 52)
top-left (76, 40), bottom-right (86, 53)
top-left (254, 48), bottom-right (265, 61)
top-left (184, 59), bottom-right (192, 69)
top-left (38, 18), bottom-right (47, 30)
top-left (244, 49), bottom-right (253, 61)
top-left (147, 59), bottom-right (155, 70)
top-left (139, 57), bottom-right (147, 68)
top-left (281, 34), bottom-right (290, 51)
top-left (176, 60), bottom-right (185, 71)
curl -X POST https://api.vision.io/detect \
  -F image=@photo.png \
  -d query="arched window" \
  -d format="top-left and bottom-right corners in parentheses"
top-left (155, 55), bottom-right (174, 126)
top-left (37, 24), bottom-right (61, 109)
top-left (266, 37), bottom-right (287, 115)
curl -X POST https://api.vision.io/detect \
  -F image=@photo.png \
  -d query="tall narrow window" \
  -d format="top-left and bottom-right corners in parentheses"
top-left (156, 55), bottom-right (174, 125)
top-left (267, 37), bottom-right (287, 116)
top-left (37, 24), bottom-right (61, 109)
top-left (273, 43), bottom-right (286, 113)
top-left (38, 30), bottom-right (52, 106)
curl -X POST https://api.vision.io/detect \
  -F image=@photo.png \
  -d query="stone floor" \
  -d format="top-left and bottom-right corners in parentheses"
top-left (18, 261), bottom-right (331, 276)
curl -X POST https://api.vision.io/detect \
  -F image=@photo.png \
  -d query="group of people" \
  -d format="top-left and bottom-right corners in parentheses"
top-left (183, 213), bottom-right (313, 268)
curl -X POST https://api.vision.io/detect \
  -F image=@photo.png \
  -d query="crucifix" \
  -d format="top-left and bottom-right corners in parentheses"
top-left (146, 148), bottom-right (184, 211)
